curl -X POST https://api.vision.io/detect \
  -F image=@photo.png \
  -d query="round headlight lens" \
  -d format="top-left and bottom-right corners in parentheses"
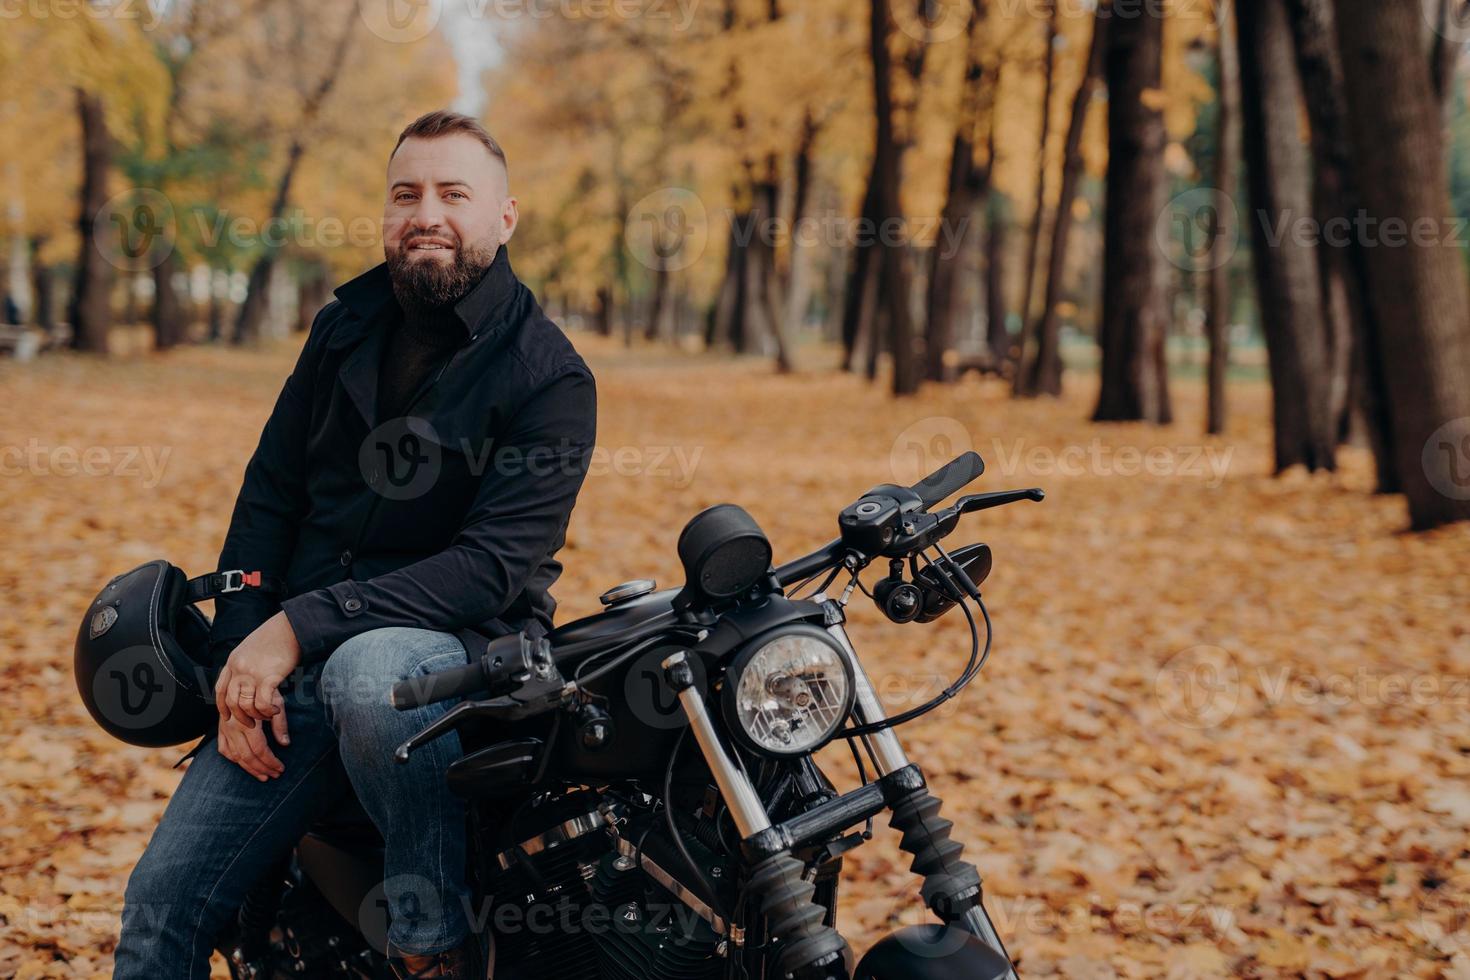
top-left (728, 630), bottom-right (853, 756)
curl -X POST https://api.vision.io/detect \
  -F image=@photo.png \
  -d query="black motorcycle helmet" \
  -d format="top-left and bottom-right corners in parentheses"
top-left (74, 560), bottom-right (281, 747)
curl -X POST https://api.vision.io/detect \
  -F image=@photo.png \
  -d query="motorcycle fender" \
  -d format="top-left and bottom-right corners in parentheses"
top-left (853, 924), bottom-right (1013, 980)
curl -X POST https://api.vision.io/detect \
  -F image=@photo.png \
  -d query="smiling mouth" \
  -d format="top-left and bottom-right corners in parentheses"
top-left (406, 240), bottom-right (455, 252)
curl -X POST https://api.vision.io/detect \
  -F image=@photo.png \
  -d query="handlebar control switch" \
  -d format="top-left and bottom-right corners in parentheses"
top-left (838, 493), bottom-right (903, 555)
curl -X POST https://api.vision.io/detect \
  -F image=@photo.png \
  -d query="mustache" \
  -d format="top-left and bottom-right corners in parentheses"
top-left (398, 230), bottom-right (459, 250)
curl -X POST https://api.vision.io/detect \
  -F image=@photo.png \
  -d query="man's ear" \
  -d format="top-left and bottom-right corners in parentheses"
top-left (500, 197), bottom-right (519, 245)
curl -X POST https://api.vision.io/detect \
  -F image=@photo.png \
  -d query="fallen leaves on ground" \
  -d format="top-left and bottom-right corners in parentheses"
top-left (1, 334), bottom-right (1467, 978)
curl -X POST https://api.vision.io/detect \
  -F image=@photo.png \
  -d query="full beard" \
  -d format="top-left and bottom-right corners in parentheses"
top-left (386, 236), bottom-right (499, 321)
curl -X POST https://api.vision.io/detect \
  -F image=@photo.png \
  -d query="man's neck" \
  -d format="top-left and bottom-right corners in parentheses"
top-left (396, 299), bottom-right (465, 342)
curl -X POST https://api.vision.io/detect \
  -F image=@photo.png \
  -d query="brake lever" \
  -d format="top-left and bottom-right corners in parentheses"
top-left (393, 672), bottom-right (573, 763)
top-left (954, 488), bottom-right (1045, 513)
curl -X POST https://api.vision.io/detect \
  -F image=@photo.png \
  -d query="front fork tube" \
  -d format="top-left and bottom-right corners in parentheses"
top-left (826, 621), bottom-right (1019, 978)
top-left (662, 626), bottom-right (1018, 980)
top-left (662, 652), bottom-right (850, 979)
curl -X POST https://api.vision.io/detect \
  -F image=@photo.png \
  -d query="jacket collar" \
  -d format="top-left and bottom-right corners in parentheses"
top-left (329, 244), bottom-right (520, 348)
top-left (330, 245), bottom-right (521, 425)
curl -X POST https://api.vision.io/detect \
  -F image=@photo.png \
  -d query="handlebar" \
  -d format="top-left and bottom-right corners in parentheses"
top-left (395, 454), bottom-right (1036, 714)
top-left (390, 631), bottom-right (546, 710)
top-left (390, 659), bottom-right (494, 710)
top-left (910, 451), bottom-right (985, 508)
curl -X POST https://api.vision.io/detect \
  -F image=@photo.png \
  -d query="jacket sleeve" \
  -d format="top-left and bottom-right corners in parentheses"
top-left (206, 312), bottom-right (326, 666)
top-left (280, 364), bottom-right (598, 663)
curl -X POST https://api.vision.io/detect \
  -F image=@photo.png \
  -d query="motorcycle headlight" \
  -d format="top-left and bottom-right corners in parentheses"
top-left (721, 626), bottom-right (855, 758)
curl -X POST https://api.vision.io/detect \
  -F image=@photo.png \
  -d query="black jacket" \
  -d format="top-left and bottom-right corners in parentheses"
top-left (209, 247), bottom-right (596, 668)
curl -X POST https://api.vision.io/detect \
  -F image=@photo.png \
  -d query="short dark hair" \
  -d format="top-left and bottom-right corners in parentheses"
top-left (392, 110), bottom-right (508, 176)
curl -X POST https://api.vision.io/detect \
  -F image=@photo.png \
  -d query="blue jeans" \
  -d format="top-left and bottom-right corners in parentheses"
top-left (114, 628), bottom-right (475, 979)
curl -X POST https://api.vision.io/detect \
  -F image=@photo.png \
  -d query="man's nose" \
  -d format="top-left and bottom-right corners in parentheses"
top-left (409, 199), bottom-right (448, 232)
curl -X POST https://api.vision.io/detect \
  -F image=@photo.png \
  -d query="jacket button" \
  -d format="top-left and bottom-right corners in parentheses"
top-left (344, 598), bottom-right (362, 612)
top-left (339, 550), bottom-right (353, 566)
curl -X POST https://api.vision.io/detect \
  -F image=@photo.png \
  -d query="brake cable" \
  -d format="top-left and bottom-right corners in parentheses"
top-left (831, 549), bottom-right (993, 738)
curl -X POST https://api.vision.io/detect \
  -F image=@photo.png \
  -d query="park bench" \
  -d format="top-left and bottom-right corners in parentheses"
top-left (0, 325), bottom-right (41, 362)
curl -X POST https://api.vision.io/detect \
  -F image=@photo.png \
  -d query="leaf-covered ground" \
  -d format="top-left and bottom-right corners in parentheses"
top-left (1, 335), bottom-right (1467, 978)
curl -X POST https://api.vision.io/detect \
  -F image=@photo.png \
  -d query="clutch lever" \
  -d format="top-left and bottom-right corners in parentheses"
top-left (394, 672), bottom-right (572, 763)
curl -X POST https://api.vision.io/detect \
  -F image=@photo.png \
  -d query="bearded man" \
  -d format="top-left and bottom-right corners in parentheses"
top-left (114, 110), bottom-right (597, 980)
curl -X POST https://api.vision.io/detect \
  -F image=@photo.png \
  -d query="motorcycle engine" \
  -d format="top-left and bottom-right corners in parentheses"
top-left (482, 791), bottom-right (728, 980)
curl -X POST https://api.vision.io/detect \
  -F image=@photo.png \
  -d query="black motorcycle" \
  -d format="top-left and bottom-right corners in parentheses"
top-left (220, 451), bottom-right (1040, 980)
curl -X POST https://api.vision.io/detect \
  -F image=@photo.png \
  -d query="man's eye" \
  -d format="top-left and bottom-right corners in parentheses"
top-left (446, 191), bottom-right (467, 201)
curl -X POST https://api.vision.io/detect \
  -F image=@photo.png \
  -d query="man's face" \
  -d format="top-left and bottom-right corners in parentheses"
top-left (383, 132), bottom-right (518, 308)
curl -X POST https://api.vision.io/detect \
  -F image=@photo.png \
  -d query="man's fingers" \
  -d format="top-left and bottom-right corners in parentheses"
top-left (232, 677), bottom-right (258, 720)
top-left (215, 665), bottom-right (232, 717)
top-left (219, 729), bottom-right (269, 780)
top-left (269, 694), bottom-right (290, 746)
top-left (245, 725), bottom-right (284, 777)
top-left (248, 675), bottom-right (284, 719)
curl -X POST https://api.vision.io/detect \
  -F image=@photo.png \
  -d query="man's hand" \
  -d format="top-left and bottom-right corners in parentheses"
top-left (215, 611), bottom-right (301, 745)
top-left (217, 712), bottom-right (285, 781)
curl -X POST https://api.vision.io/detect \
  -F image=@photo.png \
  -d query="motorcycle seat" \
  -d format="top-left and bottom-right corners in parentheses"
top-left (304, 788), bottom-right (384, 853)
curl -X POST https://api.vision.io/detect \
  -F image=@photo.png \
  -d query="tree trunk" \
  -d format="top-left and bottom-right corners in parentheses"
top-left (1236, 0), bottom-right (1336, 470)
top-left (925, 8), bottom-right (991, 383)
top-left (29, 237), bottom-right (54, 331)
top-left (1206, 3), bottom-right (1240, 435)
top-left (713, 219), bottom-right (751, 352)
top-left (985, 192), bottom-right (1010, 361)
top-left (1283, 0), bottom-right (1396, 487)
top-left (1093, 1), bottom-right (1171, 423)
top-left (296, 262), bottom-right (331, 334)
top-left (646, 264), bottom-right (671, 342)
top-left (1430, 0), bottom-right (1462, 108)
top-left (1334, 0), bottom-right (1470, 529)
top-left (841, 161), bottom-right (882, 371)
top-left (233, 6), bottom-right (354, 345)
top-left (1026, 7), bottom-right (1107, 398)
top-left (751, 160), bottom-right (793, 371)
top-left (1014, 0), bottom-right (1061, 391)
top-left (69, 88), bottom-right (113, 354)
top-left (786, 111), bottom-right (819, 336)
top-left (152, 250), bottom-right (187, 350)
top-left (207, 271), bottom-right (227, 342)
top-left (594, 285), bottom-right (614, 337)
top-left (870, 0), bottom-right (919, 395)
